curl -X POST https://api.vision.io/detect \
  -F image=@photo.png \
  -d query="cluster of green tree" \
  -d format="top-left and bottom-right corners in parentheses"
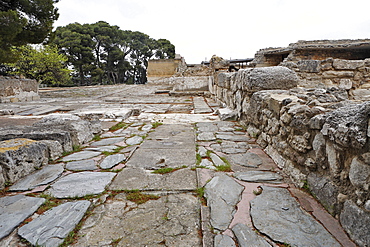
top-left (53, 21), bottom-right (175, 85)
top-left (0, 0), bottom-right (175, 86)
top-left (0, 0), bottom-right (59, 63)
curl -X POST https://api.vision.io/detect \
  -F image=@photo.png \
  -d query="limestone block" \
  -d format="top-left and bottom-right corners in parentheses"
top-left (349, 157), bottom-right (370, 190)
top-left (297, 60), bottom-right (321, 73)
top-left (0, 139), bottom-right (48, 189)
top-left (307, 173), bottom-right (338, 215)
top-left (309, 114), bottom-right (326, 129)
top-left (287, 135), bottom-right (311, 153)
top-left (240, 66), bottom-right (298, 92)
top-left (326, 142), bottom-right (340, 175)
top-left (322, 71), bottom-right (354, 78)
top-left (39, 140), bottom-right (63, 161)
top-left (351, 89), bottom-right (370, 101)
top-left (339, 78), bottom-right (353, 90)
top-left (340, 200), bottom-right (370, 247)
top-left (333, 59), bottom-right (364, 70)
top-left (321, 102), bottom-right (370, 148)
top-left (33, 113), bottom-right (100, 145)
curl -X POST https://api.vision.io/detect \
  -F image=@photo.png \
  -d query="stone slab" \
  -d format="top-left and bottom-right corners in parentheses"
top-left (62, 151), bottom-right (101, 162)
top-left (74, 193), bottom-right (201, 246)
top-left (204, 174), bottom-right (244, 231)
top-left (0, 195), bottom-right (45, 239)
top-left (210, 153), bottom-right (226, 167)
top-left (125, 147), bottom-right (196, 169)
top-left (232, 223), bottom-right (271, 247)
top-left (126, 136), bottom-right (143, 146)
top-left (250, 186), bottom-right (341, 247)
top-left (91, 137), bottom-right (126, 146)
top-left (9, 163), bottom-right (64, 191)
top-left (18, 201), bottom-right (90, 247)
top-left (99, 154), bottom-right (126, 169)
top-left (84, 145), bottom-right (118, 152)
top-left (65, 159), bottom-right (97, 171)
top-left (48, 172), bottom-right (116, 198)
top-left (197, 132), bottom-right (216, 141)
top-left (229, 152), bottom-right (263, 168)
top-left (216, 134), bottom-right (250, 142)
top-left (233, 171), bottom-right (283, 183)
top-left (214, 234), bottom-right (236, 247)
top-left (109, 167), bottom-right (197, 191)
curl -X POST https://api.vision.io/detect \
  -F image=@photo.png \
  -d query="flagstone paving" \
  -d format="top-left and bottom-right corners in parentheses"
top-left (0, 83), bottom-right (357, 247)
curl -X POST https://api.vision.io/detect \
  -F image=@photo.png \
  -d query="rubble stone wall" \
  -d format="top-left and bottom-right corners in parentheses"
top-left (0, 76), bottom-right (40, 103)
top-left (211, 67), bottom-right (370, 246)
top-left (281, 58), bottom-right (370, 101)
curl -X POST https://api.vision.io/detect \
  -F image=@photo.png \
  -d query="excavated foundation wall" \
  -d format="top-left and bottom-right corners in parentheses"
top-left (0, 76), bottom-right (40, 103)
top-left (210, 66), bottom-right (370, 247)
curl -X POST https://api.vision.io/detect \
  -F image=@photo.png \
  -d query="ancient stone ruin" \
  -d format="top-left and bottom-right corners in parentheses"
top-left (0, 76), bottom-right (40, 103)
top-left (0, 39), bottom-right (369, 247)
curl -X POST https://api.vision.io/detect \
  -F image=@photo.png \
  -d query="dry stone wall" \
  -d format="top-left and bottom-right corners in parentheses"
top-left (0, 76), bottom-right (40, 103)
top-left (211, 66), bottom-right (370, 247)
top-left (281, 58), bottom-right (370, 100)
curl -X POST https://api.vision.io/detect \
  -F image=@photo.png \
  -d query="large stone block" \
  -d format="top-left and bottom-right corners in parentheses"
top-left (239, 66), bottom-right (298, 92)
top-left (340, 200), bottom-right (370, 247)
top-left (321, 101), bottom-right (370, 149)
top-left (333, 59), bottom-right (364, 70)
top-left (0, 138), bottom-right (48, 189)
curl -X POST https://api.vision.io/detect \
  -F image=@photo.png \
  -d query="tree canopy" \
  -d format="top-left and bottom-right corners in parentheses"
top-left (53, 21), bottom-right (176, 85)
top-left (0, 0), bottom-right (59, 63)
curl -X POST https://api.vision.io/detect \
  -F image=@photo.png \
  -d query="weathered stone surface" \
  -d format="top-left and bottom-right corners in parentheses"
top-left (229, 152), bottom-right (262, 168)
top-left (240, 66), bottom-right (298, 92)
top-left (18, 201), bottom-right (91, 247)
top-left (62, 151), bottom-right (101, 162)
top-left (198, 146), bottom-right (208, 157)
top-left (33, 113), bottom-right (100, 145)
top-left (333, 59), bottom-right (364, 70)
top-left (232, 223), bottom-right (271, 247)
top-left (109, 167), bottom-right (197, 191)
top-left (250, 186), bottom-right (341, 247)
top-left (234, 171), bottom-right (283, 183)
top-left (349, 157), bottom-right (370, 190)
top-left (91, 137), bottom-right (126, 146)
top-left (340, 200), bottom-right (370, 247)
top-left (216, 134), bottom-right (249, 142)
top-left (216, 108), bottom-right (237, 121)
top-left (321, 102), bottom-right (370, 148)
top-left (74, 193), bottom-right (201, 246)
top-left (99, 154), bottom-right (126, 169)
top-left (85, 145), bottom-right (118, 152)
top-left (201, 159), bottom-right (216, 170)
top-left (214, 234), bottom-right (236, 247)
top-left (307, 173), bottom-right (338, 214)
top-left (39, 140), bottom-right (63, 160)
top-left (48, 172), bottom-right (116, 198)
top-left (0, 195), bottom-right (45, 239)
top-left (9, 163), bottom-right (64, 191)
top-left (209, 153), bottom-right (226, 167)
top-left (196, 122), bottom-right (219, 132)
top-left (0, 126), bottom-right (73, 152)
top-left (197, 132), bottom-right (216, 141)
top-left (126, 135), bottom-right (143, 145)
top-left (204, 174), bottom-right (244, 231)
top-left (65, 159), bottom-right (97, 171)
top-left (0, 138), bottom-right (48, 188)
top-left (297, 60), bottom-right (321, 73)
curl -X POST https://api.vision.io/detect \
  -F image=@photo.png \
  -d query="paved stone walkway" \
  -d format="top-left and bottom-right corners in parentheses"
top-left (0, 83), bottom-right (357, 246)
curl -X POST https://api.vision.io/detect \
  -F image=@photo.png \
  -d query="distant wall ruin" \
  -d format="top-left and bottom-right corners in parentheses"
top-left (147, 55), bottom-right (186, 78)
top-left (0, 76), bottom-right (40, 103)
top-left (251, 39), bottom-right (370, 101)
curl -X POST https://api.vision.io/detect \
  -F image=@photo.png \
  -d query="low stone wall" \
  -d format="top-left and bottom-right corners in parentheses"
top-left (281, 58), bottom-right (370, 100)
top-left (0, 76), bottom-right (40, 103)
top-left (212, 67), bottom-right (370, 246)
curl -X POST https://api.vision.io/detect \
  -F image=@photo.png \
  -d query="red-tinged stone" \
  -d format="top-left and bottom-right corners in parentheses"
top-left (289, 188), bottom-right (357, 247)
top-left (248, 148), bottom-right (277, 171)
top-left (112, 163), bottom-right (126, 170)
top-left (197, 168), bottom-right (215, 187)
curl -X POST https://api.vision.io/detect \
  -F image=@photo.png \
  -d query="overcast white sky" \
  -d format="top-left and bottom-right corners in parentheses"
top-left (54, 0), bottom-right (370, 64)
